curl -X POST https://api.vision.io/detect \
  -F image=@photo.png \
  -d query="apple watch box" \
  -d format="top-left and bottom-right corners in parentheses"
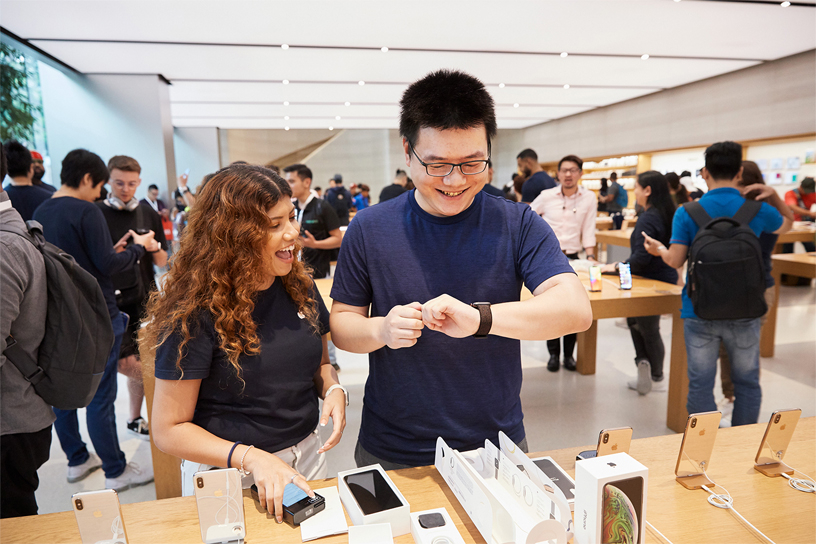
top-left (410, 508), bottom-right (466, 544)
top-left (337, 464), bottom-right (410, 537)
top-left (574, 452), bottom-right (648, 544)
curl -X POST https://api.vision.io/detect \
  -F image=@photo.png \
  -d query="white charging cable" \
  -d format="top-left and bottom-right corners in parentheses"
top-left (645, 520), bottom-right (674, 544)
top-left (700, 479), bottom-right (777, 544)
top-left (781, 469), bottom-right (816, 493)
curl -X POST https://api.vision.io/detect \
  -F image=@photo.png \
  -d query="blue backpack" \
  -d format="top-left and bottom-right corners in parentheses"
top-left (614, 184), bottom-right (628, 209)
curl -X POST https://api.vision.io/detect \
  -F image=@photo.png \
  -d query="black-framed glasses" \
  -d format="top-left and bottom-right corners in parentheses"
top-left (408, 140), bottom-right (491, 177)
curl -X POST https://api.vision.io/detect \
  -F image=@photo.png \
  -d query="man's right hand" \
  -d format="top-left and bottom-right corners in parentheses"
top-left (130, 229), bottom-right (158, 251)
top-left (379, 302), bottom-right (424, 349)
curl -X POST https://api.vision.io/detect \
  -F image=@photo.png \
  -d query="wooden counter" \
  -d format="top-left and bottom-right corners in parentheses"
top-left (761, 252), bottom-right (816, 357)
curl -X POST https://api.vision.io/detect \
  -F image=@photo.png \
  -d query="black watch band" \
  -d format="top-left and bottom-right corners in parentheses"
top-left (471, 302), bottom-right (492, 338)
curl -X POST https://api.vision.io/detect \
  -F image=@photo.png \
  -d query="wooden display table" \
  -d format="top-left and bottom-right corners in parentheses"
top-left (596, 225), bottom-right (816, 252)
top-left (761, 252), bottom-right (816, 358)
top-left (3, 419), bottom-right (813, 543)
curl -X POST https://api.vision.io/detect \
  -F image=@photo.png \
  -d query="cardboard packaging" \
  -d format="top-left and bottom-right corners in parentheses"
top-left (337, 464), bottom-right (410, 537)
top-left (574, 452), bottom-right (648, 544)
top-left (409, 508), bottom-right (466, 544)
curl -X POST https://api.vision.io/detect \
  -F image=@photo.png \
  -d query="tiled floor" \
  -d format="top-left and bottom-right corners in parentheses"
top-left (36, 282), bottom-right (815, 515)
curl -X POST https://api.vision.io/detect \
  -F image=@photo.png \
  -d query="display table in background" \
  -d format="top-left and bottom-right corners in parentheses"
top-left (3, 419), bottom-right (813, 543)
top-left (761, 252), bottom-right (816, 357)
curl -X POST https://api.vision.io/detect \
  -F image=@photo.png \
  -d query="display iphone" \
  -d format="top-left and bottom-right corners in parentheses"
top-left (755, 408), bottom-right (801, 477)
top-left (675, 411), bottom-right (721, 489)
top-left (618, 262), bottom-right (632, 290)
top-left (72, 489), bottom-right (128, 544)
top-left (589, 265), bottom-right (603, 292)
top-left (344, 469), bottom-right (403, 515)
top-left (578, 427), bottom-right (634, 460)
top-left (602, 477), bottom-right (644, 544)
top-left (193, 468), bottom-right (245, 544)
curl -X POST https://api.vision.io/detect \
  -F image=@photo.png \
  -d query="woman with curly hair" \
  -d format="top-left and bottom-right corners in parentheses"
top-left (144, 165), bottom-right (346, 523)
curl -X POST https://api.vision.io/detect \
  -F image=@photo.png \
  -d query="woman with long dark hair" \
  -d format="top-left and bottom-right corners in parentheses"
top-left (143, 165), bottom-right (346, 522)
top-left (604, 170), bottom-right (678, 394)
top-left (666, 172), bottom-right (690, 205)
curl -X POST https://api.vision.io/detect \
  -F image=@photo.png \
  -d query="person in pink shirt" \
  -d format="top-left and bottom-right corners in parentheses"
top-left (530, 154), bottom-right (598, 371)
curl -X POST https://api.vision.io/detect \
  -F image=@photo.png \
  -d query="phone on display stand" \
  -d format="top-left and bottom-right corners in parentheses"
top-left (618, 262), bottom-right (632, 290)
top-left (589, 265), bottom-right (603, 292)
top-left (755, 408), bottom-right (801, 477)
top-left (193, 468), bottom-right (245, 544)
top-left (577, 427), bottom-right (634, 461)
top-left (72, 489), bottom-right (128, 544)
top-left (675, 411), bottom-right (721, 489)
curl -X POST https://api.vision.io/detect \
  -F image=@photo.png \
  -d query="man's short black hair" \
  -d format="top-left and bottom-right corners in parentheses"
top-left (558, 154), bottom-right (583, 170)
top-left (61, 149), bottom-right (109, 188)
top-left (517, 149), bottom-right (538, 161)
top-left (487, 159), bottom-right (493, 168)
top-left (399, 69), bottom-right (496, 147)
top-left (705, 141), bottom-right (742, 180)
top-left (3, 140), bottom-right (32, 178)
top-left (148, 184), bottom-right (159, 191)
top-left (283, 163), bottom-right (313, 181)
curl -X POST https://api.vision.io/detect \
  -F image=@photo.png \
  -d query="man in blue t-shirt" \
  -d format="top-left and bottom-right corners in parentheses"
top-left (330, 70), bottom-right (592, 469)
top-left (517, 148), bottom-right (556, 203)
top-left (643, 141), bottom-right (792, 427)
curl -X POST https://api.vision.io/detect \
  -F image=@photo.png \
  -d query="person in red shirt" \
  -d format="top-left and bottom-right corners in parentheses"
top-left (784, 177), bottom-right (816, 222)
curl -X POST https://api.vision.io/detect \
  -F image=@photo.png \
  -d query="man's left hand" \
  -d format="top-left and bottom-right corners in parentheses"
top-left (421, 294), bottom-right (480, 338)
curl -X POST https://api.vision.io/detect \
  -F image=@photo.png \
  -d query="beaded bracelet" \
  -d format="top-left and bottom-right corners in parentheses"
top-left (227, 441), bottom-right (242, 469)
top-left (239, 445), bottom-right (255, 476)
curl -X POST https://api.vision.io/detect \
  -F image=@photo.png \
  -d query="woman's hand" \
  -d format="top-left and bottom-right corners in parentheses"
top-left (601, 262), bottom-right (617, 274)
top-left (243, 448), bottom-right (314, 523)
top-left (318, 388), bottom-right (346, 454)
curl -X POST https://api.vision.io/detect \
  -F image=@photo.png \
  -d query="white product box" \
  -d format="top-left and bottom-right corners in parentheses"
top-left (409, 508), bottom-right (465, 544)
top-left (574, 452), bottom-right (648, 544)
top-left (337, 464), bottom-right (410, 537)
top-left (348, 523), bottom-right (393, 544)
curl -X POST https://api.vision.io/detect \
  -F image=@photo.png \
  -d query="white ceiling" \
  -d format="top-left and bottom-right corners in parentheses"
top-left (2, 0), bottom-right (814, 131)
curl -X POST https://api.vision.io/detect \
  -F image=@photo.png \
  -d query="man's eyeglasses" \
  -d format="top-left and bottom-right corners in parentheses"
top-left (559, 167), bottom-right (581, 175)
top-left (408, 140), bottom-right (491, 177)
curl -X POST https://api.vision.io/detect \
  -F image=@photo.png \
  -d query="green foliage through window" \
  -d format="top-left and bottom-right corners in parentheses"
top-left (1, 43), bottom-right (41, 144)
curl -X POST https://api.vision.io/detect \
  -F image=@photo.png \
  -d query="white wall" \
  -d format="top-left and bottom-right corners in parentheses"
top-left (38, 63), bottom-right (176, 201)
top-left (173, 127), bottom-right (220, 194)
top-left (746, 138), bottom-right (816, 196)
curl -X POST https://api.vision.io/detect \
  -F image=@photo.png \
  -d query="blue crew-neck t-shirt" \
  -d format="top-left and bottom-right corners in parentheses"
top-left (331, 189), bottom-right (574, 466)
top-left (670, 187), bottom-right (783, 319)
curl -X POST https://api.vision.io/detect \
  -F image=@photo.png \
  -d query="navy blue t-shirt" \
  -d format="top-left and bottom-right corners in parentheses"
top-left (331, 190), bottom-right (574, 466)
top-left (521, 171), bottom-right (556, 203)
top-left (33, 196), bottom-right (145, 320)
top-left (154, 280), bottom-right (330, 454)
top-left (4, 184), bottom-right (53, 222)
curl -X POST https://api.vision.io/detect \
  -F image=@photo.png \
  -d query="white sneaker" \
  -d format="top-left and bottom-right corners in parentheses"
top-left (105, 462), bottom-right (154, 492)
top-left (627, 359), bottom-right (652, 395)
top-left (67, 452), bottom-right (102, 483)
top-left (651, 377), bottom-right (668, 392)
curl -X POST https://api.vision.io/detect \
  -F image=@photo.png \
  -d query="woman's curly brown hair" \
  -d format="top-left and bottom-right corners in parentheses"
top-left (141, 164), bottom-right (319, 381)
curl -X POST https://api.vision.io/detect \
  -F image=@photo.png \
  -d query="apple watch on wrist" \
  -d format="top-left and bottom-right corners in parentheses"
top-left (470, 302), bottom-right (492, 338)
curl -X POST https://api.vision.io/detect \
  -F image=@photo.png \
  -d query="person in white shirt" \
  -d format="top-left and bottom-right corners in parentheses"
top-left (530, 154), bottom-right (598, 372)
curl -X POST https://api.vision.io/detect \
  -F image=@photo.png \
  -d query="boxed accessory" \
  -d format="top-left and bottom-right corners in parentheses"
top-left (410, 508), bottom-right (466, 544)
top-left (338, 464), bottom-right (410, 537)
top-left (526, 456), bottom-right (575, 511)
top-left (574, 452), bottom-right (648, 544)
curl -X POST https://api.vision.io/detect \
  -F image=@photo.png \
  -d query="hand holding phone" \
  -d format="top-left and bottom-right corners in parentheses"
top-left (243, 448), bottom-right (314, 523)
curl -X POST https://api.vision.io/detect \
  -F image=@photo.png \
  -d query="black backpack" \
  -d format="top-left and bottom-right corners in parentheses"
top-left (1, 221), bottom-right (114, 409)
top-left (685, 200), bottom-right (767, 320)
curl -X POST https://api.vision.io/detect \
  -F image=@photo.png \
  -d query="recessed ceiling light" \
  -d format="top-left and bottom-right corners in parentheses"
top-left (358, 80), bottom-right (365, 86)
top-left (283, 101), bottom-right (289, 106)
top-left (281, 44), bottom-right (289, 49)
top-left (285, 126), bottom-right (290, 131)
top-left (345, 101), bottom-right (351, 106)
top-left (335, 116), bottom-right (341, 120)
top-left (673, 0), bottom-right (681, 3)
top-left (513, 103), bottom-right (519, 108)
top-left (641, 54), bottom-right (650, 60)
top-left (282, 79), bottom-right (289, 85)
top-left (781, 1), bottom-right (790, 6)
top-left (284, 116), bottom-right (289, 120)
top-left (499, 83), bottom-right (505, 88)
top-left (329, 126), bottom-right (334, 131)
top-left (560, 52), bottom-right (568, 58)
top-left (563, 84), bottom-right (570, 89)
top-left (381, 47), bottom-right (388, 52)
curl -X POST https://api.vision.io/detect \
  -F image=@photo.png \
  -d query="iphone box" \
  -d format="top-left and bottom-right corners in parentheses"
top-left (337, 464), bottom-right (410, 537)
top-left (574, 452), bottom-right (648, 544)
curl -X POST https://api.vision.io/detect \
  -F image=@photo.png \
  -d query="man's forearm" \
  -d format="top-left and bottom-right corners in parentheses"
top-left (491, 275), bottom-right (592, 341)
top-left (153, 249), bottom-right (168, 268)
top-left (766, 192), bottom-right (795, 222)
top-left (310, 233), bottom-right (342, 250)
top-left (330, 309), bottom-right (386, 353)
top-left (788, 204), bottom-right (812, 218)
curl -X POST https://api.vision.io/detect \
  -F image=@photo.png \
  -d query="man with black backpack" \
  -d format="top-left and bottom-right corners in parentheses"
top-left (0, 146), bottom-right (54, 518)
top-left (33, 149), bottom-right (156, 491)
top-left (97, 156), bottom-right (167, 438)
top-left (643, 141), bottom-right (792, 426)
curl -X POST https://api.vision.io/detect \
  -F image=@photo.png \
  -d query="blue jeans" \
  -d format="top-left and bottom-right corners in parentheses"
top-left (684, 317), bottom-right (761, 426)
top-left (53, 312), bottom-right (128, 479)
